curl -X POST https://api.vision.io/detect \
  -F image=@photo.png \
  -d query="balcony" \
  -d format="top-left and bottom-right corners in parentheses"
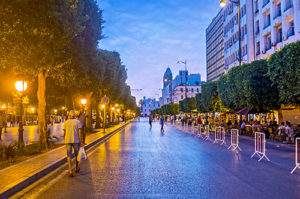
top-left (263, 23), bottom-right (270, 30)
top-left (285, 3), bottom-right (293, 12)
top-left (287, 27), bottom-right (295, 38)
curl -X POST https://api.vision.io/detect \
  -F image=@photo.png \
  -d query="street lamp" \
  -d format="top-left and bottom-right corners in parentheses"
top-left (177, 60), bottom-right (188, 99)
top-left (81, 98), bottom-right (87, 106)
top-left (220, 0), bottom-right (242, 66)
top-left (15, 80), bottom-right (27, 147)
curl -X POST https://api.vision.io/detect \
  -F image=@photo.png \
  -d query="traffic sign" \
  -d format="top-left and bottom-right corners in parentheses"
top-left (101, 97), bottom-right (109, 104)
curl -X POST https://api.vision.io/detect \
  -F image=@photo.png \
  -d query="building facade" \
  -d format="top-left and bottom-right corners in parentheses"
top-left (207, 0), bottom-right (300, 79)
top-left (253, 0), bottom-right (300, 60)
top-left (141, 97), bottom-right (160, 116)
top-left (161, 68), bottom-right (203, 105)
top-left (206, 9), bottom-right (225, 82)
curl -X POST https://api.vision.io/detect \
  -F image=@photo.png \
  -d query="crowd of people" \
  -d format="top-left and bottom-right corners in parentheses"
top-left (149, 114), bottom-right (300, 144)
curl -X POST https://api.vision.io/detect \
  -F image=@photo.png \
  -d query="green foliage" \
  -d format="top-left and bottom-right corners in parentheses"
top-left (179, 98), bottom-right (196, 113)
top-left (218, 60), bottom-right (279, 112)
top-left (196, 81), bottom-right (218, 112)
top-left (152, 104), bottom-right (179, 115)
top-left (268, 41), bottom-right (300, 105)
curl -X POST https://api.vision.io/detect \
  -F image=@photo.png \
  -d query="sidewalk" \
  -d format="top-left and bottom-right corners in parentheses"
top-left (0, 121), bottom-right (132, 199)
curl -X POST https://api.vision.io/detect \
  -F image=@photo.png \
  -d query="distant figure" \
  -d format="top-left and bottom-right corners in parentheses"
top-left (160, 116), bottom-right (165, 132)
top-left (63, 110), bottom-right (83, 177)
top-left (149, 115), bottom-right (153, 128)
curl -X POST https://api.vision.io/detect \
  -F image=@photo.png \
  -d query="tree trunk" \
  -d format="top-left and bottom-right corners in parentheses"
top-left (95, 97), bottom-right (101, 128)
top-left (37, 70), bottom-right (47, 147)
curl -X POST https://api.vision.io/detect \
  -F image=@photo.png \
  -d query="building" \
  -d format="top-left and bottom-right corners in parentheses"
top-left (161, 68), bottom-right (203, 105)
top-left (223, 0), bottom-right (255, 69)
top-left (253, 0), bottom-right (300, 60)
top-left (206, 9), bottom-right (225, 82)
top-left (141, 97), bottom-right (160, 116)
top-left (207, 0), bottom-right (300, 79)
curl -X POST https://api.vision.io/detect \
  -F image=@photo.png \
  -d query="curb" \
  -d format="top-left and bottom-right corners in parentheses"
top-left (0, 121), bottom-right (131, 199)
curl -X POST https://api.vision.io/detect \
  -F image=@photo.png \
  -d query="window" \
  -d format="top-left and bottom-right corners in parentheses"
top-left (276, 27), bottom-right (282, 43)
top-left (255, 0), bottom-right (259, 13)
top-left (264, 13), bottom-right (271, 29)
top-left (197, 88), bottom-right (199, 93)
top-left (285, 0), bottom-right (293, 11)
top-left (255, 20), bottom-right (260, 34)
top-left (191, 88), bottom-right (194, 92)
top-left (274, 3), bottom-right (281, 19)
top-left (287, 21), bottom-right (294, 38)
top-left (265, 35), bottom-right (271, 51)
top-left (256, 41), bottom-right (260, 55)
top-left (181, 95), bottom-right (183, 99)
top-left (263, 0), bottom-right (270, 7)
top-left (180, 88), bottom-right (183, 92)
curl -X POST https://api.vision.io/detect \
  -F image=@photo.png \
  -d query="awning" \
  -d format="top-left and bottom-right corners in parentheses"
top-left (234, 107), bottom-right (250, 115)
top-left (191, 109), bottom-right (198, 113)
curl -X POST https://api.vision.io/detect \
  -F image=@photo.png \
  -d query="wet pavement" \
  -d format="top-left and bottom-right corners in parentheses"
top-left (36, 118), bottom-right (300, 199)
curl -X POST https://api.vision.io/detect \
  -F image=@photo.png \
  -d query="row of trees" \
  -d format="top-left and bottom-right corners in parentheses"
top-left (151, 41), bottom-right (300, 115)
top-left (0, 0), bottom-right (137, 146)
top-left (151, 104), bottom-right (179, 115)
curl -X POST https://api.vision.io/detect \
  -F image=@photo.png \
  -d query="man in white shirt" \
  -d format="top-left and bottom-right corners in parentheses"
top-left (63, 110), bottom-right (82, 177)
top-left (285, 122), bottom-right (294, 143)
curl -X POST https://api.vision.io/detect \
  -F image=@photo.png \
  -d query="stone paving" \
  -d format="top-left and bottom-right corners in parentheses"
top-left (35, 118), bottom-right (300, 199)
top-left (0, 122), bottom-right (128, 198)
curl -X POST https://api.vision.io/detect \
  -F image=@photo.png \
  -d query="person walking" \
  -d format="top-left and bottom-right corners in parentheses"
top-left (160, 116), bottom-right (165, 132)
top-left (149, 115), bottom-right (153, 128)
top-left (78, 108), bottom-right (86, 145)
top-left (63, 110), bottom-right (83, 177)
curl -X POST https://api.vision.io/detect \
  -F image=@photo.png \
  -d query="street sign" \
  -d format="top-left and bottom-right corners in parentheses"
top-left (101, 97), bottom-right (109, 104)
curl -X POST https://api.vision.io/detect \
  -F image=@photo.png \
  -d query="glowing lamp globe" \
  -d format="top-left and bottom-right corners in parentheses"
top-left (15, 81), bottom-right (27, 92)
top-left (81, 99), bottom-right (87, 105)
top-left (220, 0), bottom-right (227, 7)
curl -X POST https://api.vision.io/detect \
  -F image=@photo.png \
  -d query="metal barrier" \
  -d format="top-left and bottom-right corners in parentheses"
top-left (228, 129), bottom-right (242, 151)
top-left (291, 138), bottom-right (300, 174)
top-left (213, 126), bottom-right (226, 145)
top-left (251, 132), bottom-right (270, 162)
top-left (203, 125), bottom-right (212, 141)
top-left (197, 124), bottom-right (205, 139)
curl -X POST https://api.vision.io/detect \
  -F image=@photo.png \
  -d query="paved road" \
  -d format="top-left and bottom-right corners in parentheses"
top-left (0, 124), bottom-right (64, 146)
top-left (31, 118), bottom-right (300, 199)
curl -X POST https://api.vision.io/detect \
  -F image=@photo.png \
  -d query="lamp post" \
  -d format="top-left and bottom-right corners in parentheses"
top-left (220, 0), bottom-right (242, 66)
top-left (177, 60), bottom-right (188, 99)
top-left (15, 80), bottom-right (27, 147)
top-left (101, 104), bottom-right (106, 133)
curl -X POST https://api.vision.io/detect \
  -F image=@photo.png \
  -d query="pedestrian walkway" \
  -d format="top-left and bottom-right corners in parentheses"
top-left (0, 121), bottom-right (131, 198)
top-left (0, 124), bottom-right (63, 146)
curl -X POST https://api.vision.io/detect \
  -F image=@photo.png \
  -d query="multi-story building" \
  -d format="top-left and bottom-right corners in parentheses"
top-left (161, 68), bottom-right (203, 105)
top-left (207, 0), bottom-right (300, 77)
top-left (223, 0), bottom-right (255, 69)
top-left (253, 0), bottom-right (300, 60)
top-left (206, 9), bottom-right (225, 82)
top-left (141, 97), bottom-right (160, 116)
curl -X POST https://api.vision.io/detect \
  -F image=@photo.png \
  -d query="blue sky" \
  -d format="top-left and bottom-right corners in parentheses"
top-left (98, 0), bottom-right (220, 102)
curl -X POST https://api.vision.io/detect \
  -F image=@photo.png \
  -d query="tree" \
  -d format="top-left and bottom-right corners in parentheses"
top-left (0, 0), bottom-right (87, 146)
top-left (268, 41), bottom-right (300, 105)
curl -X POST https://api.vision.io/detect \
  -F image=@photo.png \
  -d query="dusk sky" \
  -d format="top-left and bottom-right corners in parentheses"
top-left (98, 0), bottom-right (221, 102)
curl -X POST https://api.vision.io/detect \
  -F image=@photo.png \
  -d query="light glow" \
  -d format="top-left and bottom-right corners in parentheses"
top-left (220, 0), bottom-right (227, 7)
top-left (15, 81), bottom-right (28, 92)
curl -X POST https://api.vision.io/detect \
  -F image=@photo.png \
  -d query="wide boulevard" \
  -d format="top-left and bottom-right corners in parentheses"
top-left (26, 118), bottom-right (300, 199)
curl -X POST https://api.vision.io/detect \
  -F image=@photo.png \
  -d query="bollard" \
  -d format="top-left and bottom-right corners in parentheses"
top-left (228, 129), bottom-right (242, 151)
top-left (251, 132), bottom-right (270, 162)
top-left (213, 127), bottom-right (226, 145)
top-left (198, 124), bottom-right (205, 139)
top-left (291, 138), bottom-right (300, 174)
